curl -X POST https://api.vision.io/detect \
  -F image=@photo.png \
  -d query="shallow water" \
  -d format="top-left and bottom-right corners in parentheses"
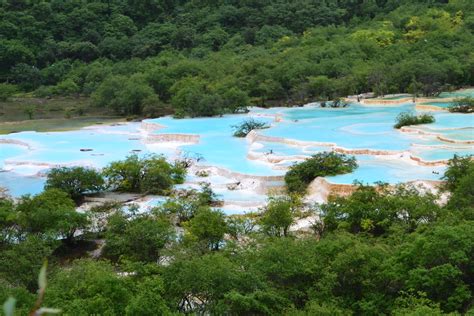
top-left (1, 101), bottom-right (472, 201)
top-left (437, 88), bottom-right (474, 99)
top-left (420, 102), bottom-right (453, 108)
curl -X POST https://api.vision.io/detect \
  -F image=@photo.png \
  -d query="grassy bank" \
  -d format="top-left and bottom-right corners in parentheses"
top-left (0, 96), bottom-right (124, 134)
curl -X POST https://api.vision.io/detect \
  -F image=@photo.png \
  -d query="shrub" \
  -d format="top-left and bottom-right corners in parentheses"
top-left (394, 112), bottom-right (435, 129)
top-left (23, 105), bottom-right (35, 120)
top-left (285, 152), bottom-right (357, 193)
top-left (260, 196), bottom-right (296, 237)
top-left (15, 189), bottom-right (89, 242)
top-left (232, 118), bottom-right (269, 137)
top-left (442, 155), bottom-right (474, 209)
top-left (33, 86), bottom-right (55, 98)
top-left (0, 83), bottom-right (17, 101)
top-left (157, 183), bottom-right (220, 225)
top-left (103, 154), bottom-right (187, 194)
top-left (103, 211), bottom-right (174, 263)
top-left (448, 97), bottom-right (474, 113)
top-left (45, 166), bottom-right (105, 203)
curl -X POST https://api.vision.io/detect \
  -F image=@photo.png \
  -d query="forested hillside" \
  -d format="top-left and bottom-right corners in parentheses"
top-left (1, 154), bottom-right (473, 315)
top-left (1, 0), bottom-right (473, 117)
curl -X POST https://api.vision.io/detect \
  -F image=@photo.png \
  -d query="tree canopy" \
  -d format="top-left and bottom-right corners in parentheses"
top-left (1, 0), bottom-right (473, 117)
top-left (0, 155), bottom-right (473, 315)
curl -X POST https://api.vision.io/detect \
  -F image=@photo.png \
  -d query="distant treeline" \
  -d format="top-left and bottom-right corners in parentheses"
top-left (1, 0), bottom-right (473, 117)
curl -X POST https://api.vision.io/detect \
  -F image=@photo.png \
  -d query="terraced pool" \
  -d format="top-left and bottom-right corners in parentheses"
top-left (1, 100), bottom-right (472, 210)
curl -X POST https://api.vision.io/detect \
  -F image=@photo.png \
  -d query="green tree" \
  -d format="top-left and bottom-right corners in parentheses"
top-left (45, 259), bottom-right (132, 315)
top-left (260, 196), bottom-right (296, 237)
top-left (15, 189), bottom-right (88, 243)
top-left (394, 112), bottom-right (435, 129)
top-left (92, 74), bottom-right (157, 115)
top-left (103, 211), bottom-right (174, 263)
top-left (442, 155), bottom-right (474, 210)
top-left (45, 166), bottom-right (104, 203)
top-left (323, 183), bottom-right (442, 236)
top-left (0, 236), bottom-right (58, 291)
top-left (232, 118), bottom-right (269, 137)
top-left (163, 253), bottom-right (255, 314)
top-left (125, 276), bottom-right (172, 315)
top-left (0, 84), bottom-right (17, 101)
top-left (307, 75), bottom-right (334, 100)
top-left (285, 152), bottom-right (357, 193)
top-left (185, 207), bottom-right (227, 250)
top-left (103, 154), bottom-right (186, 194)
top-left (390, 221), bottom-right (474, 312)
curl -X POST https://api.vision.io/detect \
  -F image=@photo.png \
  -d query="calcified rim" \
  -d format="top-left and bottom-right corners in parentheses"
top-left (1, 108), bottom-right (470, 187)
top-left (400, 126), bottom-right (474, 145)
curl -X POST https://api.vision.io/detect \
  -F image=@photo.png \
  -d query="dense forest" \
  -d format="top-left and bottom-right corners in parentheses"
top-left (1, 0), bottom-right (473, 117)
top-left (0, 153), bottom-right (473, 315)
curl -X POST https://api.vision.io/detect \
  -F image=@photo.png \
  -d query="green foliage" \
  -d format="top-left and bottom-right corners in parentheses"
top-left (185, 207), bottom-right (227, 251)
top-left (1, 1), bottom-right (471, 118)
top-left (285, 152), bottom-right (357, 193)
top-left (322, 183), bottom-right (442, 236)
top-left (442, 155), bottom-right (474, 210)
top-left (23, 105), bottom-right (35, 120)
top-left (0, 236), bottom-right (58, 291)
top-left (125, 276), bottom-right (172, 315)
top-left (15, 189), bottom-right (88, 242)
top-left (0, 84), bottom-right (17, 101)
top-left (1, 261), bottom-right (60, 316)
top-left (45, 166), bottom-right (105, 203)
top-left (103, 211), bottom-right (174, 263)
top-left (163, 253), bottom-right (258, 314)
top-left (157, 183), bottom-right (220, 225)
top-left (442, 155), bottom-right (474, 192)
top-left (232, 118), bottom-right (269, 137)
top-left (103, 154), bottom-right (186, 194)
top-left (449, 97), bottom-right (474, 113)
top-left (2, 153), bottom-right (474, 315)
top-left (394, 112), bottom-right (435, 129)
top-left (92, 74), bottom-right (158, 115)
top-left (390, 221), bottom-right (474, 313)
top-left (260, 196), bottom-right (297, 237)
top-left (45, 259), bottom-right (133, 315)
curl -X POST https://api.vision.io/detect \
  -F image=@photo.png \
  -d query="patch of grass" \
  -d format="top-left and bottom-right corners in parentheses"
top-left (394, 112), bottom-right (435, 129)
top-left (0, 96), bottom-right (113, 121)
top-left (0, 96), bottom-right (124, 133)
top-left (0, 117), bottom-right (125, 134)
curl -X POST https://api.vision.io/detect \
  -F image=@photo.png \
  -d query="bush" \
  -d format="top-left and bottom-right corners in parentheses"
top-left (103, 211), bottom-right (174, 262)
top-left (448, 97), bottom-right (474, 113)
top-left (15, 189), bottom-right (88, 242)
top-left (232, 119), bottom-right (269, 137)
top-left (45, 166), bottom-right (105, 203)
top-left (285, 152), bottom-right (357, 193)
top-left (103, 154), bottom-right (187, 194)
top-left (322, 183), bottom-right (441, 236)
top-left (442, 155), bottom-right (474, 210)
top-left (0, 83), bottom-right (17, 101)
top-left (33, 86), bottom-right (55, 98)
top-left (394, 112), bottom-right (435, 129)
top-left (260, 196), bottom-right (297, 237)
top-left (157, 183), bottom-right (220, 225)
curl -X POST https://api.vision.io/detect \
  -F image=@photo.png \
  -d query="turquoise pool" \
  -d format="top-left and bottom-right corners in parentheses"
top-left (0, 101), bottom-right (472, 199)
